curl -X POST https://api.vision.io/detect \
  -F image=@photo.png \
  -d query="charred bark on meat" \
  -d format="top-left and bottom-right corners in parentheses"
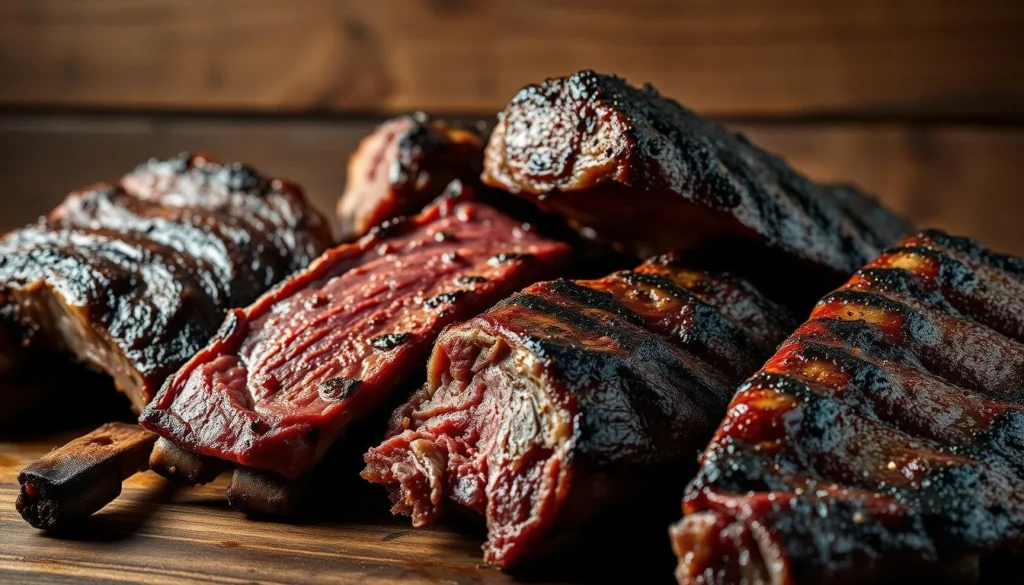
top-left (672, 230), bottom-right (1024, 584)
top-left (363, 254), bottom-right (794, 569)
top-left (482, 70), bottom-right (911, 300)
top-left (0, 154), bottom-right (332, 412)
top-left (336, 114), bottom-right (488, 242)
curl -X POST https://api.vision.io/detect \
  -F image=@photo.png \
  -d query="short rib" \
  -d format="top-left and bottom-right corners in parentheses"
top-left (672, 230), bottom-right (1024, 584)
top-left (142, 197), bottom-right (570, 480)
top-left (483, 70), bottom-right (910, 284)
top-left (0, 153), bottom-right (331, 411)
top-left (363, 253), bottom-right (795, 569)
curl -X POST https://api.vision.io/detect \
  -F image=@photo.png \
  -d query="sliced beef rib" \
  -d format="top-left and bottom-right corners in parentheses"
top-left (142, 196), bottom-right (570, 480)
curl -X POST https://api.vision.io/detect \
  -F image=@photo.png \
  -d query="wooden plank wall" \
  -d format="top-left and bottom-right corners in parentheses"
top-left (0, 0), bottom-right (1022, 253)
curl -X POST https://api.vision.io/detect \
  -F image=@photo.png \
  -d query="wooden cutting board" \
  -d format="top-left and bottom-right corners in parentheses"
top-left (0, 433), bottom-right (673, 585)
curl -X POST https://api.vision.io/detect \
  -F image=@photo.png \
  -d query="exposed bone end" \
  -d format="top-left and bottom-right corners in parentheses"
top-left (226, 466), bottom-right (319, 519)
top-left (149, 437), bottom-right (226, 486)
top-left (16, 422), bottom-right (157, 530)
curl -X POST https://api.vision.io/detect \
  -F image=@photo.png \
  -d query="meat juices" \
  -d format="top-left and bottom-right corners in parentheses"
top-left (672, 230), bottom-right (1024, 585)
top-left (482, 70), bottom-right (909, 280)
top-left (0, 154), bottom-right (331, 411)
top-left (363, 253), bottom-right (795, 569)
top-left (336, 114), bottom-right (486, 242)
top-left (141, 197), bottom-right (570, 480)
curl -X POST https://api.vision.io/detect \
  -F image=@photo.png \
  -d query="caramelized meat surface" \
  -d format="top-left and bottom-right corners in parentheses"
top-left (363, 253), bottom-right (794, 569)
top-left (483, 70), bottom-right (909, 279)
top-left (142, 198), bottom-right (570, 480)
top-left (672, 230), bottom-right (1024, 584)
top-left (336, 114), bottom-right (486, 241)
top-left (0, 154), bottom-right (332, 411)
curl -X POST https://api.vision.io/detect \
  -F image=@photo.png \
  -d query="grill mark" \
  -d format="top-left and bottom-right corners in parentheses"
top-left (818, 289), bottom-right (914, 321)
top-left (853, 268), bottom-right (938, 303)
top-left (867, 248), bottom-right (1024, 344)
top-left (856, 266), bottom-right (1024, 344)
top-left (615, 270), bottom-right (761, 349)
top-left (682, 231), bottom-right (1024, 581)
top-left (774, 341), bottom-right (993, 444)
top-left (917, 230), bottom-right (1024, 276)
top-left (635, 263), bottom-right (798, 343)
top-left (507, 292), bottom-right (612, 342)
top-left (740, 371), bottom-right (974, 497)
top-left (544, 279), bottom-right (646, 328)
top-left (48, 154), bottom-right (324, 307)
top-left (831, 282), bottom-right (1024, 381)
top-left (507, 291), bottom-right (724, 413)
top-left (617, 270), bottom-right (692, 300)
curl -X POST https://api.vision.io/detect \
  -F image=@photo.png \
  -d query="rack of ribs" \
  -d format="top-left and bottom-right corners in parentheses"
top-left (140, 194), bottom-right (571, 484)
top-left (0, 153), bottom-right (332, 412)
top-left (482, 70), bottom-right (910, 292)
top-left (671, 230), bottom-right (1024, 584)
top-left (363, 252), bottom-right (796, 569)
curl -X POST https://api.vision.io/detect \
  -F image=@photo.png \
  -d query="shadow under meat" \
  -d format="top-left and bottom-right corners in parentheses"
top-left (37, 477), bottom-right (180, 543)
top-left (0, 353), bottom-right (135, 441)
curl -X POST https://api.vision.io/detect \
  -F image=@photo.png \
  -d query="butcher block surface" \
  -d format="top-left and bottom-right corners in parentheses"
top-left (0, 432), bottom-right (671, 584)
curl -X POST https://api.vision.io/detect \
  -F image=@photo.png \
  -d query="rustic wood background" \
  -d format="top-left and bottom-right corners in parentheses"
top-left (0, 3), bottom-right (1022, 583)
top-left (1, 0), bottom-right (1022, 254)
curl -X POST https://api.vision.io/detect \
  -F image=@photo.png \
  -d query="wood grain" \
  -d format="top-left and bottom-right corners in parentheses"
top-left (0, 436), bottom-right (552, 584)
top-left (1, 433), bottom-right (680, 584)
top-left (0, 0), bottom-right (1022, 117)
top-left (16, 423), bottom-right (156, 530)
top-left (0, 114), bottom-right (1021, 255)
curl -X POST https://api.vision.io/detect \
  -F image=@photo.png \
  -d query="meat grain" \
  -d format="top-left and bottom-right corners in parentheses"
top-left (363, 253), bottom-right (794, 569)
top-left (142, 197), bottom-right (570, 480)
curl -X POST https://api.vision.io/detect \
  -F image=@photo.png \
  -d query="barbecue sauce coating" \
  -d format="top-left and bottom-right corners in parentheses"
top-left (0, 154), bottom-right (331, 411)
top-left (483, 70), bottom-right (910, 277)
top-left (336, 113), bottom-right (486, 242)
top-left (362, 253), bottom-right (794, 570)
top-left (141, 198), bottom-right (570, 480)
top-left (672, 230), bottom-right (1024, 585)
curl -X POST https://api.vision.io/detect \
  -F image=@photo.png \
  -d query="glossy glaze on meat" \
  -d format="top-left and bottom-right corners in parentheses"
top-left (671, 230), bottom-right (1024, 585)
top-left (482, 70), bottom-right (910, 281)
top-left (0, 154), bottom-right (332, 411)
top-left (141, 198), bottom-right (571, 480)
top-left (336, 114), bottom-right (486, 242)
top-left (363, 253), bottom-right (794, 569)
